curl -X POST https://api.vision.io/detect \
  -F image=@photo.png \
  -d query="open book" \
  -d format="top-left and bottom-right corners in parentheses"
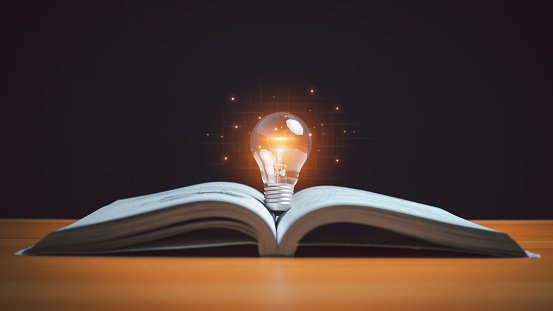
top-left (17, 182), bottom-right (533, 257)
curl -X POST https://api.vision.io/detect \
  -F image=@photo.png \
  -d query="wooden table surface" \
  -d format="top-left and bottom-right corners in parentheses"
top-left (0, 219), bottom-right (552, 311)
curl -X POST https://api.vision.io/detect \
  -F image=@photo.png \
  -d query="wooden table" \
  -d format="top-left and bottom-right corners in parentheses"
top-left (1, 219), bottom-right (552, 310)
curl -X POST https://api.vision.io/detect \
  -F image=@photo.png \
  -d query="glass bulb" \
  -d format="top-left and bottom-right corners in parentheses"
top-left (250, 112), bottom-right (312, 212)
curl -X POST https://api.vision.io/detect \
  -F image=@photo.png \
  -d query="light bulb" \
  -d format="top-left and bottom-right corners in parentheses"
top-left (250, 112), bottom-right (312, 213)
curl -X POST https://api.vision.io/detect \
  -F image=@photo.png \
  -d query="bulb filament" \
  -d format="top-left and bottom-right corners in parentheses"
top-left (267, 136), bottom-right (295, 182)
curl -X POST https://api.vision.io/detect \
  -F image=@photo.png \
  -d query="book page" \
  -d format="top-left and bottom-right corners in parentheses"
top-left (61, 182), bottom-right (274, 236)
top-left (277, 186), bottom-right (494, 243)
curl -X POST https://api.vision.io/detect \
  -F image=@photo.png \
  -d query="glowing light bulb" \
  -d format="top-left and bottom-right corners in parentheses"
top-left (250, 112), bottom-right (311, 213)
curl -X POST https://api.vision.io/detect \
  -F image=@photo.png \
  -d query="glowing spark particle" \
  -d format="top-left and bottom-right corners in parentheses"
top-left (220, 136), bottom-right (224, 138)
top-left (234, 125), bottom-right (238, 129)
top-left (308, 133), bottom-right (312, 137)
top-left (258, 145), bottom-right (262, 149)
top-left (206, 133), bottom-right (210, 136)
top-left (336, 159), bottom-right (339, 162)
top-left (258, 116), bottom-right (262, 119)
top-left (224, 157), bottom-right (228, 160)
top-left (231, 97), bottom-right (235, 101)
top-left (310, 89), bottom-right (314, 93)
top-left (336, 107), bottom-right (339, 110)
top-left (274, 127), bottom-right (278, 131)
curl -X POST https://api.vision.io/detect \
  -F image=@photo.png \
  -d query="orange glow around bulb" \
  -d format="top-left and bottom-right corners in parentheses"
top-left (267, 137), bottom-right (295, 153)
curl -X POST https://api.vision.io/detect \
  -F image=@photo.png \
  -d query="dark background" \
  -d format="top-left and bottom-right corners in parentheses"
top-left (2, 1), bottom-right (552, 219)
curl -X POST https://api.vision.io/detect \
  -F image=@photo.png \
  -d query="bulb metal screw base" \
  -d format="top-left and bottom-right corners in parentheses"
top-left (264, 183), bottom-right (294, 212)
